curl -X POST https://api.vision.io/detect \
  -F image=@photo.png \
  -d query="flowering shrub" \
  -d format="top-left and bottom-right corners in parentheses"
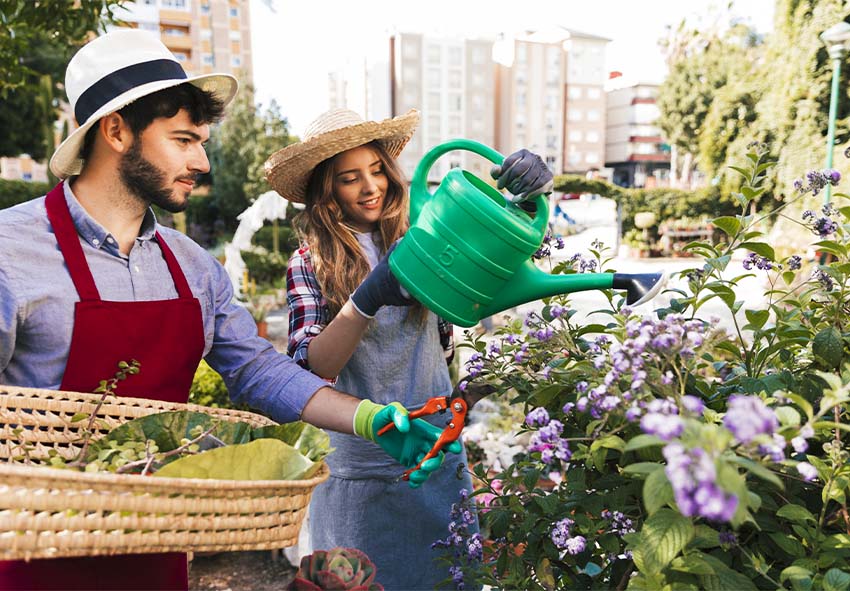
top-left (437, 145), bottom-right (850, 590)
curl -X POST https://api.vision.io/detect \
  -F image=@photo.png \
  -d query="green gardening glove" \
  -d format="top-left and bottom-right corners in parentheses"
top-left (353, 400), bottom-right (463, 488)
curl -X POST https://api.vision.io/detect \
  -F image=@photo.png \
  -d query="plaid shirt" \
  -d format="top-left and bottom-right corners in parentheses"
top-left (286, 245), bottom-right (454, 370)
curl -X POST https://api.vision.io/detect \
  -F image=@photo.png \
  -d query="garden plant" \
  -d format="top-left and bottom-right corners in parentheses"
top-left (435, 144), bottom-right (850, 590)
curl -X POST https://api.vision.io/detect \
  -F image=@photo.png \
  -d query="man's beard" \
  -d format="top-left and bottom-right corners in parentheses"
top-left (118, 140), bottom-right (194, 213)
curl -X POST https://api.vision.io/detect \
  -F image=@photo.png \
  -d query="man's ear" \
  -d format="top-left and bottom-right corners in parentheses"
top-left (99, 112), bottom-right (134, 155)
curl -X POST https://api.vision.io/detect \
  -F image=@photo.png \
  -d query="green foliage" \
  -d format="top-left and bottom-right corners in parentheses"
top-left (188, 360), bottom-right (245, 410)
top-left (242, 248), bottom-right (289, 288)
top-left (0, 178), bottom-right (51, 210)
top-left (439, 146), bottom-right (850, 590)
top-left (205, 84), bottom-right (296, 231)
top-left (0, 1), bottom-right (126, 92)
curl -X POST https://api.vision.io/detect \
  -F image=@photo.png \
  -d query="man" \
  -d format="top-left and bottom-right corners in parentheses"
top-left (0, 29), bottom-right (456, 591)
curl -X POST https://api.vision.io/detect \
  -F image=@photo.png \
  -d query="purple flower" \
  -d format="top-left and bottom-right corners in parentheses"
top-left (797, 462), bottom-right (818, 482)
top-left (550, 517), bottom-right (574, 548)
top-left (641, 412), bottom-right (684, 441)
top-left (682, 395), bottom-right (704, 415)
top-left (526, 407), bottom-right (550, 428)
top-left (787, 255), bottom-right (802, 270)
top-left (719, 530), bottom-right (737, 546)
top-left (723, 395), bottom-right (779, 443)
top-left (664, 443), bottom-right (739, 523)
top-left (792, 425), bottom-right (814, 454)
top-left (564, 535), bottom-right (587, 555)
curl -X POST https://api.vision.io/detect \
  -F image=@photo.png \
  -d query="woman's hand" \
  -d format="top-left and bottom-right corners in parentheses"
top-left (349, 241), bottom-right (413, 318)
top-left (490, 148), bottom-right (554, 203)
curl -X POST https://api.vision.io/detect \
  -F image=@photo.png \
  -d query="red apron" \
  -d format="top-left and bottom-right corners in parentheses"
top-left (0, 184), bottom-right (206, 590)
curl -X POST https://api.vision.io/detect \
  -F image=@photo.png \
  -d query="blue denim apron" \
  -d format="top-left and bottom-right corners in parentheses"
top-left (309, 234), bottom-right (479, 590)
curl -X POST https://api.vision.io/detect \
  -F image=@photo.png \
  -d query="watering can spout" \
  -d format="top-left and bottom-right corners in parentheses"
top-left (477, 265), bottom-right (666, 319)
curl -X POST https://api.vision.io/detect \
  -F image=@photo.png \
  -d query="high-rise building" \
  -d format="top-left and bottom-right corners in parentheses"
top-left (328, 57), bottom-right (391, 122)
top-left (605, 82), bottom-right (670, 188)
top-left (390, 33), bottom-right (496, 182)
top-left (495, 28), bottom-right (609, 175)
top-left (113, 0), bottom-right (253, 82)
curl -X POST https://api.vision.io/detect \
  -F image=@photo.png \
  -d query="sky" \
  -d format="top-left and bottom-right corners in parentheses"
top-left (248, 0), bottom-right (776, 136)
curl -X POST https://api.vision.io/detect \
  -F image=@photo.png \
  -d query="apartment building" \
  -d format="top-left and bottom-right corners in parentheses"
top-left (495, 28), bottom-right (609, 175)
top-left (114, 0), bottom-right (253, 82)
top-left (0, 156), bottom-right (48, 183)
top-left (328, 58), bottom-right (391, 122)
top-left (389, 33), bottom-right (496, 182)
top-left (605, 82), bottom-right (670, 188)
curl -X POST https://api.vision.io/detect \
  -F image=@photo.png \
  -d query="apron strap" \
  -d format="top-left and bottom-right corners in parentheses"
top-left (155, 231), bottom-right (194, 299)
top-left (45, 183), bottom-right (101, 302)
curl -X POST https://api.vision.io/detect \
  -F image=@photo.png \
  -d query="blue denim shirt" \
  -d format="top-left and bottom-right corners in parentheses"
top-left (0, 180), bottom-right (326, 423)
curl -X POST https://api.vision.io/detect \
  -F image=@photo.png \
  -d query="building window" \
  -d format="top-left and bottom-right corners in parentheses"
top-left (472, 47), bottom-right (486, 64)
top-left (568, 130), bottom-right (583, 141)
top-left (428, 92), bottom-right (441, 110)
top-left (139, 22), bottom-right (158, 31)
top-left (585, 152), bottom-right (599, 163)
top-left (471, 95), bottom-right (484, 111)
top-left (516, 43), bottom-right (527, 63)
top-left (402, 41), bottom-right (418, 59)
top-left (229, 30), bottom-right (241, 40)
top-left (427, 68), bottom-right (441, 87)
top-left (202, 54), bottom-right (214, 66)
top-left (545, 155), bottom-right (556, 170)
top-left (173, 51), bottom-right (188, 62)
top-left (200, 28), bottom-right (212, 39)
top-left (587, 109), bottom-right (600, 122)
top-left (568, 152), bottom-right (581, 166)
top-left (568, 87), bottom-right (582, 99)
top-left (427, 45), bottom-right (441, 63)
top-left (448, 70), bottom-right (462, 88)
top-left (517, 92), bottom-right (526, 108)
top-left (200, 3), bottom-right (211, 13)
top-left (161, 0), bottom-right (187, 7)
top-left (586, 130), bottom-right (600, 143)
top-left (587, 87), bottom-right (601, 99)
top-left (546, 135), bottom-right (557, 149)
top-left (229, 7), bottom-right (239, 17)
top-left (447, 94), bottom-right (461, 111)
top-left (231, 56), bottom-right (242, 67)
top-left (448, 116), bottom-right (461, 135)
top-left (448, 46), bottom-right (462, 65)
top-left (567, 108), bottom-right (582, 121)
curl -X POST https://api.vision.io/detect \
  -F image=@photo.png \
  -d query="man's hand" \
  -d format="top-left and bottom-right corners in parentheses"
top-left (350, 241), bottom-right (412, 318)
top-left (490, 148), bottom-right (554, 203)
top-left (353, 400), bottom-right (462, 488)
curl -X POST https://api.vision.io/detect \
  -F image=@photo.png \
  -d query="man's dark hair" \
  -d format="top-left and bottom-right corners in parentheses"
top-left (79, 83), bottom-right (226, 162)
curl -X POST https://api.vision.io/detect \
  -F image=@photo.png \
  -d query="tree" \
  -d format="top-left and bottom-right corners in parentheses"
top-left (205, 83), bottom-right (296, 231)
top-left (0, 0), bottom-right (126, 91)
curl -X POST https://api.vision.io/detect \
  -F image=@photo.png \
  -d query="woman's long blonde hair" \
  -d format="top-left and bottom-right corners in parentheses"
top-left (294, 141), bottom-right (411, 318)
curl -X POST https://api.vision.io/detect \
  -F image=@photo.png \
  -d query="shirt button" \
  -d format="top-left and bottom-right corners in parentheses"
top-left (107, 237), bottom-right (115, 244)
top-left (92, 238), bottom-right (99, 246)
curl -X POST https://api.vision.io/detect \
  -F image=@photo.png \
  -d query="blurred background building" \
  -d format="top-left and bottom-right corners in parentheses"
top-left (604, 80), bottom-right (670, 188)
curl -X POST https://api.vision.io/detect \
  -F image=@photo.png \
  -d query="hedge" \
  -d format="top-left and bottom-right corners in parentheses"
top-left (553, 175), bottom-right (739, 237)
top-left (0, 179), bottom-right (51, 210)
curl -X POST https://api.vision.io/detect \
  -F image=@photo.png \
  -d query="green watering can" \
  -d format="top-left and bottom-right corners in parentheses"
top-left (388, 139), bottom-right (665, 328)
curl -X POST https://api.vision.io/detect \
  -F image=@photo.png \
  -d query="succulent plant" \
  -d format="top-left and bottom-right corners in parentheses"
top-left (289, 547), bottom-right (383, 591)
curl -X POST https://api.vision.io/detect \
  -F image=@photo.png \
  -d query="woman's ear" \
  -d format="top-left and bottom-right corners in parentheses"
top-left (99, 112), bottom-right (134, 155)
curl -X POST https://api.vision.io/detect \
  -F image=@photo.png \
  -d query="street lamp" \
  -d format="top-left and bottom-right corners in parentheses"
top-left (819, 21), bottom-right (850, 203)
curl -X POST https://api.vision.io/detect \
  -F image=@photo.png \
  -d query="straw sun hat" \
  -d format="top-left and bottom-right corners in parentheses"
top-left (264, 108), bottom-right (420, 203)
top-left (50, 28), bottom-right (238, 179)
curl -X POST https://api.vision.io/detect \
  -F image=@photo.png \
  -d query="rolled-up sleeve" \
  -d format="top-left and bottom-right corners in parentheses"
top-left (286, 248), bottom-right (329, 370)
top-left (203, 259), bottom-right (327, 424)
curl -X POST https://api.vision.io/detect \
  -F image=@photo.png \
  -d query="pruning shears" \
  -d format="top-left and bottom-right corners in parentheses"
top-left (377, 393), bottom-right (468, 482)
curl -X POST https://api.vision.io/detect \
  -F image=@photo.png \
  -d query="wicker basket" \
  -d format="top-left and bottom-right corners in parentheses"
top-left (0, 385), bottom-right (329, 560)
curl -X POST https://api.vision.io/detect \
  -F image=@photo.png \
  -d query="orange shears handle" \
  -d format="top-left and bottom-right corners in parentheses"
top-left (376, 396), bottom-right (468, 481)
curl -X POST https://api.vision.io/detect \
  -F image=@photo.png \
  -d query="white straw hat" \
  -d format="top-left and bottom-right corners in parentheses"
top-left (49, 28), bottom-right (238, 179)
top-left (264, 108), bottom-right (420, 203)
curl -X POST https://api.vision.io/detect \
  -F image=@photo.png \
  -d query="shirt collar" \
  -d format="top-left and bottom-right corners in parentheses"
top-left (63, 179), bottom-right (158, 253)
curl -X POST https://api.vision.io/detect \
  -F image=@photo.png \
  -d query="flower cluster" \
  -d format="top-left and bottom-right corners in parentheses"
top-left (664, 443), bottom-right (738, 522)
top-left (550, 518), bottom-right (586, 555)
top-left (786, 255), bottom-right (802, 270)
top-left (533, 230), bottom-right (566, 259)
top-left (600, 509), bottom-right (635, 537)
top-left (722, 395), bottom-right (778, 444)
top-left (802, 204), bottom-right (840, 237)
top-left (793, 169), bottom-right (841, 196)
top-left (431, 488), bottom-right (482, 590)
top-left (577, 314), bottom-right (710, 419)
top-left (742, 252), bottom-right (775, 271)
top-left (525, 407), bottom-right (571, 465)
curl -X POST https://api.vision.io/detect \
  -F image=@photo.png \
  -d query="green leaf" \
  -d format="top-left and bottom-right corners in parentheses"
top-left (824, 568), bottom-right (850, 591)
top-left (780, 565), bottom-right (813, 585)
top-left (154, 438), bottom-right (321, 480)
top-left (775, 406), bottom-right (802, 427)
top-left (643, 468), bottom-right (673, 515)
top-left (705, 255), bottom-right (732, 271)
top-left (786, 393), bottom-right (814, 421)
top-left (670, 552), bottom-right (716, 575)
top-left (729, 455), bottom-right (783, 489)
top-left (689, 525), bottom-right (720, 549)
top-left (771, 532), bottom-right (806, 558)
top-left (592, 435), bottom-right (626, 454)
top-left (744, 309), bottom-right (770, 330)
top-left (631, 508), bottom-right (694, 575)
top-left (776, 504), bottom-right (817, 524)
top-left (698, 552), bottom-right (758, 590)
top-left (70, 412), bottom-right (89, 423)
top-left (814, 240), bottom-right (847, 258)
top-left (824, 534), bottom-right (850, 549)
top-left (813, 327), bottom-right (843, 368)
top-left (625, 434), bottom-right (665, 452)
top-left (712, 216), bottom-right (741, 238)
top-left (739, 241), bottom-right (776, 260)
top-left (623, 462), bottom-right (664, 476)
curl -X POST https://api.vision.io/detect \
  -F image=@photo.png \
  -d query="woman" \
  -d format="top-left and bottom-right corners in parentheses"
top-left (264, 108), bottom-right (552, 590)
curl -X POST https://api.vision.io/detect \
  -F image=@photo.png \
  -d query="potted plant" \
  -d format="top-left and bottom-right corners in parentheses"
top-left (289, 547), bottom-right (383, 591)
